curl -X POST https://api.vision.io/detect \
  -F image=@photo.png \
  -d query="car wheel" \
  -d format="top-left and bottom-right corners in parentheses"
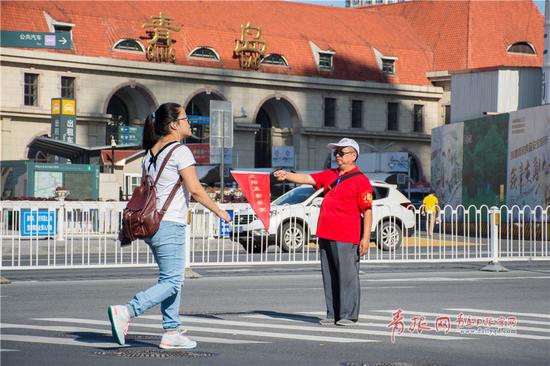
top-left (376, 221), bottom-right (402, 251)
top-left (280, 221), bottom-right (305, 252)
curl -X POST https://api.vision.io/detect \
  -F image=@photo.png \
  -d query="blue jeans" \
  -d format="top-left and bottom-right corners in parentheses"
top-left (127, 221), bottom-right (186, 330)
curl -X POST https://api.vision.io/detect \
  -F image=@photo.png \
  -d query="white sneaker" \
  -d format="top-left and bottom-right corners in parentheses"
top-left (108, 305), bottom-right (130, 345)
top-left (159, 330), bottom-right (197, 350)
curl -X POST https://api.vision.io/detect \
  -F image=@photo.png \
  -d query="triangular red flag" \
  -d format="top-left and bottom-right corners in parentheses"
top-left (231, 171), bottom-right (271, 231)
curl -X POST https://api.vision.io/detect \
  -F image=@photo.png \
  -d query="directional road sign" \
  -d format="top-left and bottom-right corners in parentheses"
top-left (0, 31), bottom-right (72, 50)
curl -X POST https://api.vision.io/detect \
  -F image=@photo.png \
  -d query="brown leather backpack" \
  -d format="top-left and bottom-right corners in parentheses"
top-left (120, 143), bottom-right (183, 243)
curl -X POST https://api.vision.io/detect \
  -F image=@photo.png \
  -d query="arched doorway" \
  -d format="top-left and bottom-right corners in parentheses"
top-left (254, 98), bottom-right (300, 168)
top-left (184, 91), bottom-right (225, 144)
top-left (105, 84), bottom-right (156, 144)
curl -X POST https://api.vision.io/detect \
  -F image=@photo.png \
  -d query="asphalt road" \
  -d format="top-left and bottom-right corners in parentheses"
top-left (1, 261), bottom-right (549, 366)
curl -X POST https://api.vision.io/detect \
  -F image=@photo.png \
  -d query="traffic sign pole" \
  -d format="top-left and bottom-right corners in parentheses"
top-left (220, 110), bottom-right (225, 203)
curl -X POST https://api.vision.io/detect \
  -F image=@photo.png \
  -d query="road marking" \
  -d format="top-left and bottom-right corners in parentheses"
top-left (238, 286), bottom-right (417, 291)
top-left (364, 312), bottom-right (550, 335)
top-left (304, 311), bottom-right (550, 341)
top-left (445, 308), bottom-right (550, 319)
top-left (35, 317), bottom-right (376, 344)
top-left (0, 323), bottom-right (263, 345)
top-left (366, 276), bottom-right (550, 283)
top-left (402, 237), bottom-right (478, 248)
top-left (141, 314), bottom-right (463, 341)
top-left (374, 310), bottom-right (550, 327)
top-left (367, 310), bottom-right (550, 340)
top-left (1, 334), bottom-right (121, 348)
top-left (0, 349), bottom-right (19, 352)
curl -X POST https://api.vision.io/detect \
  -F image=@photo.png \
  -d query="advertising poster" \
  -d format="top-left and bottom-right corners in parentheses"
top-left (431, 123), bottom-right (463, 207)
top-left (272, 146), bottom-right (294, 168)
top-left (462, 114), bottom-right (509, 207)
top-left (506, 105), bottom-right (550, 207)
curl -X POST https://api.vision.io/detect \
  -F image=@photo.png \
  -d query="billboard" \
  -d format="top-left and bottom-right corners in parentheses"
top-left (506, 105), bottom-right (550, 207)
top-left (462, 114), bottom-right (509, 207)
top-left (431, 123), bottom-right (463, 207)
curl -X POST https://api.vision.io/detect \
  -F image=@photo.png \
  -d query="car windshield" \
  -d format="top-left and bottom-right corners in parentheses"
top-left (273, 186), bottom-right (316, 205)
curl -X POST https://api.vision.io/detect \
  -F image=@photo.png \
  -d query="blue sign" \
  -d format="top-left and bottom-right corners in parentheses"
top-left (21, 209), bottom-right (57, 237)
top-left (219, 210), bottom-right (234, 237)
top-left (188, 115), bottom-right (210, 125)
top-left (118, 125), bottom-right (143, 145)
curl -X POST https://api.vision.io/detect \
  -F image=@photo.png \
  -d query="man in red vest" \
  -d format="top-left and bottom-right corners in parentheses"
top-left (274, 138), bottom-right (373, 326)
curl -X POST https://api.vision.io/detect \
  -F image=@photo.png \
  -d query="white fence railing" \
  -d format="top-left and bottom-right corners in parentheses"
top-left (1, 201), bottom-right (548, 269)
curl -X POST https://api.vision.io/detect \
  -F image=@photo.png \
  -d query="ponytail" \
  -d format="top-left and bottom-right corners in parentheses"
top-left (142, 114), bottom-right (159, 150)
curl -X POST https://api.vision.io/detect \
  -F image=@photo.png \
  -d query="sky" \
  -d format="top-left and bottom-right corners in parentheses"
top-left (294, 0), bottom-right (546, 14)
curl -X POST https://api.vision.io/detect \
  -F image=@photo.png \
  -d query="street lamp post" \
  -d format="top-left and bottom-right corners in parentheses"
top-left (110, 135), bottom-right (116, 174)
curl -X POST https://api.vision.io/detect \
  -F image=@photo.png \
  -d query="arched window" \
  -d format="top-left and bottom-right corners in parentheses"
top-left (113, 39), bottom-right (144, 52)
top-left (507, 42), bottom-right (536, 55)
top-left (261, 54), bottom-right (288, 66)
top-left (189, 47), bottom-right (219, 60)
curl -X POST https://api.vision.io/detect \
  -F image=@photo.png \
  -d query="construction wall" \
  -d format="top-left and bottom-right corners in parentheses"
top-left (431, 104), bottom-right (550, 207)
top-left (506, 105), bottom-right (550, 207)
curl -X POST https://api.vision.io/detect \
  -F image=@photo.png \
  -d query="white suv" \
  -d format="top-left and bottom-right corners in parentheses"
top-left (233, 180), bottom-right (415, 253)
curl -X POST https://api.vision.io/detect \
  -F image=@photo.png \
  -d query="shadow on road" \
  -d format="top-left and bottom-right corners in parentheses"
top-left (69, 331), bottom-right (157, 348)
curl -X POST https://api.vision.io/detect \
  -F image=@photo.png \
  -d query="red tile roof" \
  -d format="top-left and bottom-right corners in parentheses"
top-left (373, 0), bottom-right (543, 71)
top-left (0, 0), bottom-right (543, 86)
top-left (100, 149), bottom-right (140, 165)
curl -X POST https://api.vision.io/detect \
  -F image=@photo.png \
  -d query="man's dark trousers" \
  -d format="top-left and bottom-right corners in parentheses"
top-left (319, 238), bottom-right (361, 321)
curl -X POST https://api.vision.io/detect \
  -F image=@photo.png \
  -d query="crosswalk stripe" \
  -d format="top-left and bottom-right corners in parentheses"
top-left (140, 314), bottom-right (463, 341)
top-left (35, 317), bottom-right (376, 344)
top-left (445, 308), bottom-right (550, 319)
top-left (1, 334), bottom-right (121, 348)
top-left (303, 311), bottom-right (550, 341)
top-left (0, 323), bottom-right (264, 345)
top-left (372, 310), bottom-right (550, 331)
top-left (366, 276), bottom-right (550, 283)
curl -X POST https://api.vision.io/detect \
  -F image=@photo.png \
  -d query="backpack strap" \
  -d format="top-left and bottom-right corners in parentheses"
top-left (325, 171), bottom-right (362, 194)
top-left (159, 176), bottom-right (183, 216)
top-left (154, 143), bottom-right (185, 217)
top-left (153, 143), bottom-right (182, 186)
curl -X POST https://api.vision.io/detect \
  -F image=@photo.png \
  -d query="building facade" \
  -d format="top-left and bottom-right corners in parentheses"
top-left (0, 0), bottom-right (543, 196)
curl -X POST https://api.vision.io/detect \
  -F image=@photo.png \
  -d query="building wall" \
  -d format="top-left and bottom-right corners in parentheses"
top-left (451, 70), bottom-right (499, 123)
top-left (517, 68), bottom-right (542, 110)
top-left (1, 48), bottom-right (443, 186)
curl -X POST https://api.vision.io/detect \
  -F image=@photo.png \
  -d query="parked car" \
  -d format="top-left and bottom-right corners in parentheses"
top-left (232, 180), bottom-right (415, 253)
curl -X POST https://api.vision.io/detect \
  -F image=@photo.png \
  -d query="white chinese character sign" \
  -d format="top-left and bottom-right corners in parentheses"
top-left (231, 171), bottom-right (271, 230)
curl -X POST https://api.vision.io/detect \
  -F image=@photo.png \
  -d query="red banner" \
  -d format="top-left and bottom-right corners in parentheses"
top-left (231, 171), bottom-right (271, 231)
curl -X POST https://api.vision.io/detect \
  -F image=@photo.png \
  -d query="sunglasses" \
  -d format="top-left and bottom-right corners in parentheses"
top-left (333, 150), bottom-right (355, 157)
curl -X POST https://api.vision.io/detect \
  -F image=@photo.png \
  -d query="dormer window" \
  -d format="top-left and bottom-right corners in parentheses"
top-left (319, 52), bottom-right (333, 70)
top-left (507, 42), bottom-right (536, 55)
top-left (44, 12), bottom-right (74, 36)
top-left (113, 39), bottom-right (144, 52)
top-left (54, 24), bottom-right (72, 32)
top-left (262, 53), bottom-right (288, 66)
top-left (189, 47), bottom-right (219, 60)
top-left (382, 58), bottom-right (395, 75)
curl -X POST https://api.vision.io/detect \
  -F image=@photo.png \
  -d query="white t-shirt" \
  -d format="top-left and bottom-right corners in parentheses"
top-left (143, 143), bottom-right (196, 224)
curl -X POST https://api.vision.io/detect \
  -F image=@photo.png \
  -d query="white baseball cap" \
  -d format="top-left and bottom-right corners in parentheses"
top-left (327, 138), bottom-right (360, 154)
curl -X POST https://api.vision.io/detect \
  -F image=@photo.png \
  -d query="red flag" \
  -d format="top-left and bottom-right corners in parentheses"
top-left (231, 171), bottom-right (270, 231)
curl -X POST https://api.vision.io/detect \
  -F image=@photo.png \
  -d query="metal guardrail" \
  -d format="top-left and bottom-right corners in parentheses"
top-left (0, 201), bottom-right (548, 269)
